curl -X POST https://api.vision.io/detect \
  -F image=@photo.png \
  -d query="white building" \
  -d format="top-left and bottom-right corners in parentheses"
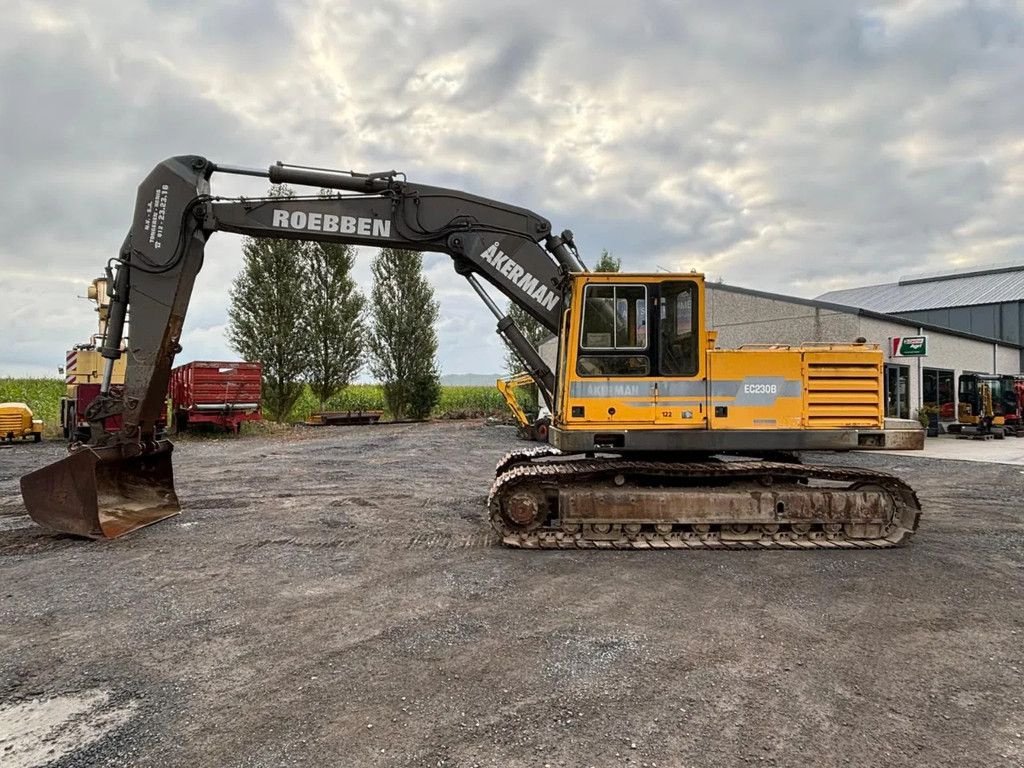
top-left (707, 283), bottom-right (1021, 422)
top-left (818, 265), bottom-right (1024, 367)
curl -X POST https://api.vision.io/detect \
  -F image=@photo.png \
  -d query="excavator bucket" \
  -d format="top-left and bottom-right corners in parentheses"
top-left (20, 442), bottom-right (180, 539)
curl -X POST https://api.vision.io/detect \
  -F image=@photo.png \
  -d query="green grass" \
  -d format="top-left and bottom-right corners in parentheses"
top-left (290, 383), bottom-right (386, 421)
top-left (291, 383), bottom-right (509, 421)
top-left (0, 378), bottom-right (517, 433)
top-left (0, 378), bottom-right (65, 433)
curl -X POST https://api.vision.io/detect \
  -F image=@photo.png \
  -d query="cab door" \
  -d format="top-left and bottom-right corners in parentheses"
top-left (564, 281), bottom-right (658, 425)
top-left (653, 280), bottom-right (707, 428)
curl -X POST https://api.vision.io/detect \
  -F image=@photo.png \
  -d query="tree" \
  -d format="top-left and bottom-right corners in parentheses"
top-left (367, 248), bottom-right (441, 420)
top-left (503, 301), bottom-right (551, 376)
top-left (227, 185), bottom-right (310, 422)
top-left (501, 301), bottom-right (551, 414)
top-left (303, 241), bottom-right (366, 408)
top-left (593, 248), bottom-right (621, 272)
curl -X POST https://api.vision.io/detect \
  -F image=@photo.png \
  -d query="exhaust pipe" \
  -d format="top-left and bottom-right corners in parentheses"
top-left (20, 441), bottom-right (180, 539)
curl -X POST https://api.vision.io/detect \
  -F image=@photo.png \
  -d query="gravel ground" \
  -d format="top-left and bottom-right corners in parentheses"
top-left (0, 421), bottom-right (1022, 768)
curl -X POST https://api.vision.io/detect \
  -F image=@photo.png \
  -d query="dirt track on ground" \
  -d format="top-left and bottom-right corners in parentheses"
top-left (1, 421), bottom-right (1023, 767)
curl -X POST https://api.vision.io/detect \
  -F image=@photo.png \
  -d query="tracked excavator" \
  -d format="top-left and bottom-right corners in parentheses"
top-left (21, 156), bottom-right (921, 548)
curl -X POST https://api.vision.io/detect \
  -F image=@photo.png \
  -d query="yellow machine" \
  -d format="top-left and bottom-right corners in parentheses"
top-left (21, 155), bottom-right (921, 547)
top-left (497, 373), bottom-right (550, 441)
top-left (0, 403), bottom-right (43, 443)
top-left (553, 275), bottom-right (885, 446)
top-left (65, 348), bottom-right (128, 389)
top-left (953, 373), bottom-right (1019, 439)
top-left (61, 277), bottom-right (128, 441)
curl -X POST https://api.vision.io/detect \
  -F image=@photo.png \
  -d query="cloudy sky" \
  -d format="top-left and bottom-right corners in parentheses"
top-left (2, 0), bottom-right (1022, 377)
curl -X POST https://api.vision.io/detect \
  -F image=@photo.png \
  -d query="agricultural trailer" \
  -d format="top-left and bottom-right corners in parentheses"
top-left (170, 361), bottom-right (262, 433)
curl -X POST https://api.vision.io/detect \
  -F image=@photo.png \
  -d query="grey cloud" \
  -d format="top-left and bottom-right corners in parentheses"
top-left (0, 29), bottom-right (274, 266)
top-left (3, 0), bottom-right (1024, 378)
top-left (449, 34), bottom-right (550, 109)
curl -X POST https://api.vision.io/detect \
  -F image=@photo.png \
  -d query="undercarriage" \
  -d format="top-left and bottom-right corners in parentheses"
top-left (489, 448), bottom-right (921, 550)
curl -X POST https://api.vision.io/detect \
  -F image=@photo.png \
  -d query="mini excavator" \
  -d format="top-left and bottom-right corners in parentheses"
top-left (21, 156), bottom-right (921, 548)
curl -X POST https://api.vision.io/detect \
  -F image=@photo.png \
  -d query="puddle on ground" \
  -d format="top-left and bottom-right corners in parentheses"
top-left (0, 689), bottom-right (137, 767)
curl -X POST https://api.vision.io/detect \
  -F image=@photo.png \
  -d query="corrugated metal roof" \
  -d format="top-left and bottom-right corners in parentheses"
top-left (711, 282), bottom-right (1021, 347)
top-left (816, 265), bottom-right (1024, 312)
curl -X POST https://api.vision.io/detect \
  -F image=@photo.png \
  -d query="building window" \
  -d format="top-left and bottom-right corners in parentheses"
top-left (884, 364), bottom-right (910, 420)
top-left (923, 368), bottom-right (955, 421)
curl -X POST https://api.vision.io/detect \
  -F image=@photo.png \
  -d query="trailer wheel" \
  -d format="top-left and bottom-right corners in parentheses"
top-left (61, 399), bottom-right (73, 440)
top-left (32, 432), bottom-right (41, 443)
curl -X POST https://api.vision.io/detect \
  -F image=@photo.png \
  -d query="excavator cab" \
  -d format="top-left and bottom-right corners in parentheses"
top-left (557, 275), bottom-right (706, 434)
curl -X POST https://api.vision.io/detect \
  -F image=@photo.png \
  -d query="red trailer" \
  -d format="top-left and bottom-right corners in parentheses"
top-left (169, 361), bottom-right (262, 433)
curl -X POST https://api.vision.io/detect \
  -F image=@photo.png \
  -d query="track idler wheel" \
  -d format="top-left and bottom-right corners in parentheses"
top-left (500, 490), bottom-right (547, 532)
top-left (20, 441), bottom-right (180, 539)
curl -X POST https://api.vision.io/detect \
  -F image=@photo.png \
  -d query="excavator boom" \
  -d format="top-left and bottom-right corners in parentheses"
top-left (21, 155), bottom-right (579, 538)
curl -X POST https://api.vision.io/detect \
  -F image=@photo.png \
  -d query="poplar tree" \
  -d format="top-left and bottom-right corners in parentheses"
top-left (367, 248), bottom-right (441, 420)
top-left (593, 248), bottom-right (621, 272)
top-left (503, 302), bottom-right (551, 376)
top-left (303, 241), bottom-right (366, 408)
top-left (227, 185), bottom-right (310, 421)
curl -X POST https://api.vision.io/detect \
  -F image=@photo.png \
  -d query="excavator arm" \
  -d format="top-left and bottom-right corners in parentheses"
top-left (21, 155), bottom-right (585, 538)
top-left (111, 156), bottom-right (584, 441)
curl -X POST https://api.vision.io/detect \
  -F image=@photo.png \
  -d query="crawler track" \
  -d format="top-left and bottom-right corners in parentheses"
top-left (488, 455), bottom-right (921, 550)
top-left (494, 445), bottom-right (564, 477)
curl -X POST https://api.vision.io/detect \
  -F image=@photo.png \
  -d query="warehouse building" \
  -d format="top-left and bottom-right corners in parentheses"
top-left (818, 264), bottom-right (1024, 368)
top-left (706, 282), bottom-right (1021, 423)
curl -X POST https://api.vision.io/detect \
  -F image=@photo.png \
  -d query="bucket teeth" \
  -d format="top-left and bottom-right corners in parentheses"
top-left (20, 441), bottom-right (180, 539)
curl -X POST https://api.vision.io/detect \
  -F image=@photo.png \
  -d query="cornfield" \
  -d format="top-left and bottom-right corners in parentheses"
top-left (436, 385), bottom-right (506, 419)
top-left (0, 378), bottom-right (516, 433)
top-left (290, 384), bottom-right (509, 422)
top-left (0, 378), bottom-right (65, 434)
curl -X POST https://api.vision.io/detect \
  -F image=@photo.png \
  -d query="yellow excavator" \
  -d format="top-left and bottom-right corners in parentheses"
top-left (497, 373), bottom-right (550, 442)
top-left (21, 156), bottom-right (922, 548)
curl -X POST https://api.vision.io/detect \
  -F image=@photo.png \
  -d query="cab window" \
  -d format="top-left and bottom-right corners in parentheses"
top-left (659, 282), bottom-right (698, 376)
top-left (580, 285), bottom-right (647, 350)
top-left (577, 285), bottom-right (649, 377)
top-left (577, 355), bottom-right (650, 377)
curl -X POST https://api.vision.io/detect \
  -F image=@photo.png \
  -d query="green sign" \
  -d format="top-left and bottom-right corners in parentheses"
top-left (890, 335), bottom-right (927, 357)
